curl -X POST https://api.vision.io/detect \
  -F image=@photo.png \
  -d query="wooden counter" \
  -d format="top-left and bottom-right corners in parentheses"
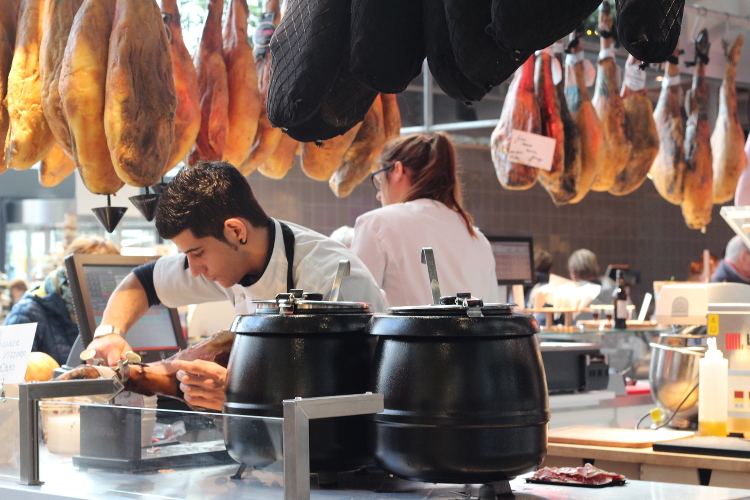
top-left (545, 441), bottom-right (750, 489)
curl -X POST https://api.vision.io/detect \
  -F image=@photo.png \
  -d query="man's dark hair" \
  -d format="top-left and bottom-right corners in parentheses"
top-left (155, 161), bottom-right (269, 242)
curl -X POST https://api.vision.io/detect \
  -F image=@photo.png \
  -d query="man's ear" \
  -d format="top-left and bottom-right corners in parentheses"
top-left (224, 218), bottom-right (247, 244)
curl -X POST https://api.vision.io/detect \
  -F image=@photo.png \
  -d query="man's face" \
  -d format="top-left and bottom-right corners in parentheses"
top-left (172, 229), bottom-right (248, 288)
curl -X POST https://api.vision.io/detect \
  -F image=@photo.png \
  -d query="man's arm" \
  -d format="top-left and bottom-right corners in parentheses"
top-left (86, 272), bottom-right (150, 366)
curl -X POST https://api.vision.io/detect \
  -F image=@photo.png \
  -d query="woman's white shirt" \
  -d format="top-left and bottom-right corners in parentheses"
top-left (351, 199), bottom-right (500, 307)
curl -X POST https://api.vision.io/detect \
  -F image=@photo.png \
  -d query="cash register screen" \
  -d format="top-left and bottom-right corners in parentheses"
top-left (487, 236), bottom-right (535, 285)
top-left (65, 254), bottom-right (186, 363)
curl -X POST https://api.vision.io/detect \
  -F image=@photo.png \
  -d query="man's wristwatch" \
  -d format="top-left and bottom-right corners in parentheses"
top-left (94, 324), bottom-right (124, 339)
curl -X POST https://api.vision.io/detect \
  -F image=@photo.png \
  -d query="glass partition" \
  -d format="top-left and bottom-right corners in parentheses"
top-left (0, 384), bottom-right (20, 483)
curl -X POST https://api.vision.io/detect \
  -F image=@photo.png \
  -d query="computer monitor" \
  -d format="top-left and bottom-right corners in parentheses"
top-left (64, 254), bottom-right (186, 363)
top-left (487, 236), bottom-right (535, 286)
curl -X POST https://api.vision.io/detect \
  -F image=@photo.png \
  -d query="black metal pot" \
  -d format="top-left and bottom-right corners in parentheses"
top-left (367, 296), bottom-right (550, 484)
top-left (223, 290), bottom-right (375, 474)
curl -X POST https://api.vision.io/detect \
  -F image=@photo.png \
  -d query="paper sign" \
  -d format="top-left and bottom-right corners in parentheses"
top-left (508, 130), bottom-right (556, 171)
top-left (0, 323), bottom-right (37, 384)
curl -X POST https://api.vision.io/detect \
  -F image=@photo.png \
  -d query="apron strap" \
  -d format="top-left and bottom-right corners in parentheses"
top-left (279, 221), bottom-right (296, 292)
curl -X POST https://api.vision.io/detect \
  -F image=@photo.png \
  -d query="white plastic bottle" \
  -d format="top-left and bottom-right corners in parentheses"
top-left (698, 337), bottom-right (728, 437)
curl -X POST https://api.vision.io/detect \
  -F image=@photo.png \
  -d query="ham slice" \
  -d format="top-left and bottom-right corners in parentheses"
top-left (650, 46), bottom-right (686, 205)
top-left (491, 56), bottom-right (539, 190)
top-left (59, 0), bottom-right (123, 195)
top-left (535, 47), bottom-right (579, 204)
top-left (711, 35), bottom-right (746, 204)
top-left (39, 143), bottom-right (76, 187)
top-left (5, 0), bottom-right (56, 170)
top-left (329, 95), bottom-right (386, 198)
top-left (681, 29), bottom-right (713, 230)
top-left (223, 0), bottom-right (260, 167)
top-left (240, 0), bottom-right (282, 172)
top-left (0, 0), bottom-right (22, 175)
top-left (40, 0), bottom-right (82, 158)
top-left (161, 0), bottom-right (200, 174)
top-left (610, 55), bottom-right (659, 196)
top-left (564, 36), bottom-right (604, 204)
top-left (590, 2), bottom-right (631, 192)
top-left (531, 463), bottom-right (626, 485)
top-left (187, 0), bottom-right (228, 166)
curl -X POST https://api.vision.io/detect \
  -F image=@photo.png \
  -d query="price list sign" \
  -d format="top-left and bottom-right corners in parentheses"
top-left (0, 323), bottom-right (37, 384)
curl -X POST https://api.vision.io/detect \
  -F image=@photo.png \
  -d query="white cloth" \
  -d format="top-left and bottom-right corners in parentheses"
top-left (152, 219), bottom-right (388, 313)
top-left (350, 199), bottom-right (500, 307)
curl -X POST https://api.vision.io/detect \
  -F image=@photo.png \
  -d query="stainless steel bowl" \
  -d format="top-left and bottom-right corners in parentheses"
top-left (649, 333), bottom-right (707, 429)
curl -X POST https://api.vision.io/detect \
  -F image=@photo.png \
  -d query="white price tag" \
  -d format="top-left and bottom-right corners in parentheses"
top-left (0, 323), bottom-right (37, 384)
top-left (508, 130), bottom-right (556, 171)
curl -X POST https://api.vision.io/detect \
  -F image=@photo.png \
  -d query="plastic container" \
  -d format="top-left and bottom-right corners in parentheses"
top-left (698, 337), bottom-right (728, 437)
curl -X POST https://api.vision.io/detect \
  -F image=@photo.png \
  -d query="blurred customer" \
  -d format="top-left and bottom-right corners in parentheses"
top-left (568, 248), bottom-right (615, 320)
top-left (8, 278), bottom-right (28, 305)
top-left (3, 235), bottom-right (120, 365)
top-left (330, 225), bottom-right (355, 248)
top-left (712, 235), bottom-right (750, 284)
top-left (350, 132), bottom-right (499, 306)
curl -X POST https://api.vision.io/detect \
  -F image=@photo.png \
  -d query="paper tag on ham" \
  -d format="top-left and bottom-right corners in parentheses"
top-left (623, 61), bottom-right (647, 91)
top-left (508, 130), bottom-right (556, 171)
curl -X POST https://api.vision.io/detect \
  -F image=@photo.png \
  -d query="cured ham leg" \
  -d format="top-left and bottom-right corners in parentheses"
top-left (162, 0), bottom-right (200, 174)
top-left (59, 0), bottom-right (124, 195)
top-left (186, 0), bottom-right (228, 166)
top-left (681, 29), bottom-right (713, 230)
top-left (650, 46), bottom-right (686, 205)
top-left (56, 331), bottom-right (236, 402)
top-left (535, 46), bottom-right (580, 205)
top-left (301, 125), bottom-right (362, 181)
top-left (491, 56), bottom-right (539, 190)
top-left (711, 35), bottom-right (746, 204)
top-left (258, 133), bottom-right (297, 179)
top-left (610, 55), bottom-right (659, 196)
top-left (39, 143), bottom-right (76, 187)
top-left (223, 0), bottom-right (260, 167)
top-left (736, 135), bottom-right (750, 205)
top-left (0, 0), bottom-right (22, 174)
top-left (5, 0), bottom-right (56, 170)
top-left (590, 2), bottom-right (631, 192)
top-left (565, 34), bottom-right (604, 204)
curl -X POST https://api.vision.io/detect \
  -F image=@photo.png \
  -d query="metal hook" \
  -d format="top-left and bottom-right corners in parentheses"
top-left (421, 248), bottom-right (441, 305)
top-left (329, 260), bottom-right (350, 302)
top-left (690, 7), bottom-right (707, 42)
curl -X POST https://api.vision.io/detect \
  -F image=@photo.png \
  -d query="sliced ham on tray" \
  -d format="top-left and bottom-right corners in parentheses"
top-left (530, 463), bottom-right (626, 485)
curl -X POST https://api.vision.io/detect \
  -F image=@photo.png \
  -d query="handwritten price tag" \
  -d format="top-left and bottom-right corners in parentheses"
top-left (508, 130), bottom-right (556, 171)
top-left (0, 323), bottom-right (37, 384)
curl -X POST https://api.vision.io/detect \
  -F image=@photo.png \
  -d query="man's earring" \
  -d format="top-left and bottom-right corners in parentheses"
top-left (239, 237), bottom-right (247, 245)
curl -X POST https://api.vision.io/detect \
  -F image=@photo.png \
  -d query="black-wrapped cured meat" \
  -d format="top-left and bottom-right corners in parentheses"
top-left (350, 0), bottom-right (424, 93)
top-left (488, 0), bottom-right (600, 54)
top-left (443, 0), bottom-right (530, 91)
top-left (615, 0), bottom-right (685, 63)
top-left (267, 0), bottom-right (350, 129)
top-left (423, 0), bottom-right (487, 103)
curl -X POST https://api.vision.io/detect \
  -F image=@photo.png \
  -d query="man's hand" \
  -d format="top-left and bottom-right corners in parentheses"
top-left (171, 359), bottom-right (227, 411)
top-left (87, 334), bottom-right (133, 367)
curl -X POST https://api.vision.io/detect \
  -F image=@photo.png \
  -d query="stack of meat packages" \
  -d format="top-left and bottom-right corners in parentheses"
top-left (491, 0), bottom-right (749, 230)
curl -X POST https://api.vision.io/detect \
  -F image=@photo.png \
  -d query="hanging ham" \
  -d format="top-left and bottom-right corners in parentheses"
top-left (241, 0), bottom-right (282, 172)
top-left (736, 136), bottom-right (750, 205)
top-left (104, 0), bottom-right (176, 187)
top-left (681, 29), bottom-right (713, 230)
top-left (59, 0), bottom-right (123, 195)
top-left (258, 134), bottom-right (297, 179)
top-left (535, 47), bottom-right (580, 204)
top-left (223, 0), bottom-right (260, 167)
top-left (40, 0), bottom-right (82, 158)
top-left (329, 95), bottom-right (386, 198)
top-left (711, 35), bottom-right (746, 204)
top-left (590, 2), bottom-right (631, 192)
top-left (650, 46), bottom-right (686, 205)
top-left (161, 0), bottom-right (200, 174)
top-left (564, 34), bottom-right (604, 204)
top-left (301, 125), bottom-right (362, 181)
top-left (186, 0), bottom-right (228, 166)
top-left (491, 56), bottom-right (539, 190)
top-left (609, 55), bottom-right (659, 196)
top-left (0, 0), bottom-right (22, 174)
top-left (5, 0), bottom-right (56, 170)
top-left (39, 143), bottom-right (76, 187)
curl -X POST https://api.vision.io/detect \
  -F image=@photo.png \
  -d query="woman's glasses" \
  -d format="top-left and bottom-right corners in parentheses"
top-left (370, 163), bottom-right (394, 191)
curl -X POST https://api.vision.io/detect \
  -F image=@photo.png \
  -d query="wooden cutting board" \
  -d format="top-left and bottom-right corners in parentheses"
top-left (549, 426), bottom-right (695, 448)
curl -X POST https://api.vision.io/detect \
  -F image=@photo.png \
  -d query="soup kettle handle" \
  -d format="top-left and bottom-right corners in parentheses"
top-left (329, 260), bottom-right (351, 302)
top-left (421, 247), bottom-right (441, 305)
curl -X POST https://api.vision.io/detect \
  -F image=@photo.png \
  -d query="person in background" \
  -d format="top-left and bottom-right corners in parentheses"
top-left (3, 235), bottom-right (120, 365)
top-left (525, 249), bottom-right (553, 321)
top-left (350, 131), bottom-right (499, 307)
top-left (711, 235), bottom-right (750, 284)
top-left (568, 248), bottom-right (616, 320)
top-left (8, 278), bottom-right (28, 305)
top-left (329, 225), bottom-right (354, 248)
